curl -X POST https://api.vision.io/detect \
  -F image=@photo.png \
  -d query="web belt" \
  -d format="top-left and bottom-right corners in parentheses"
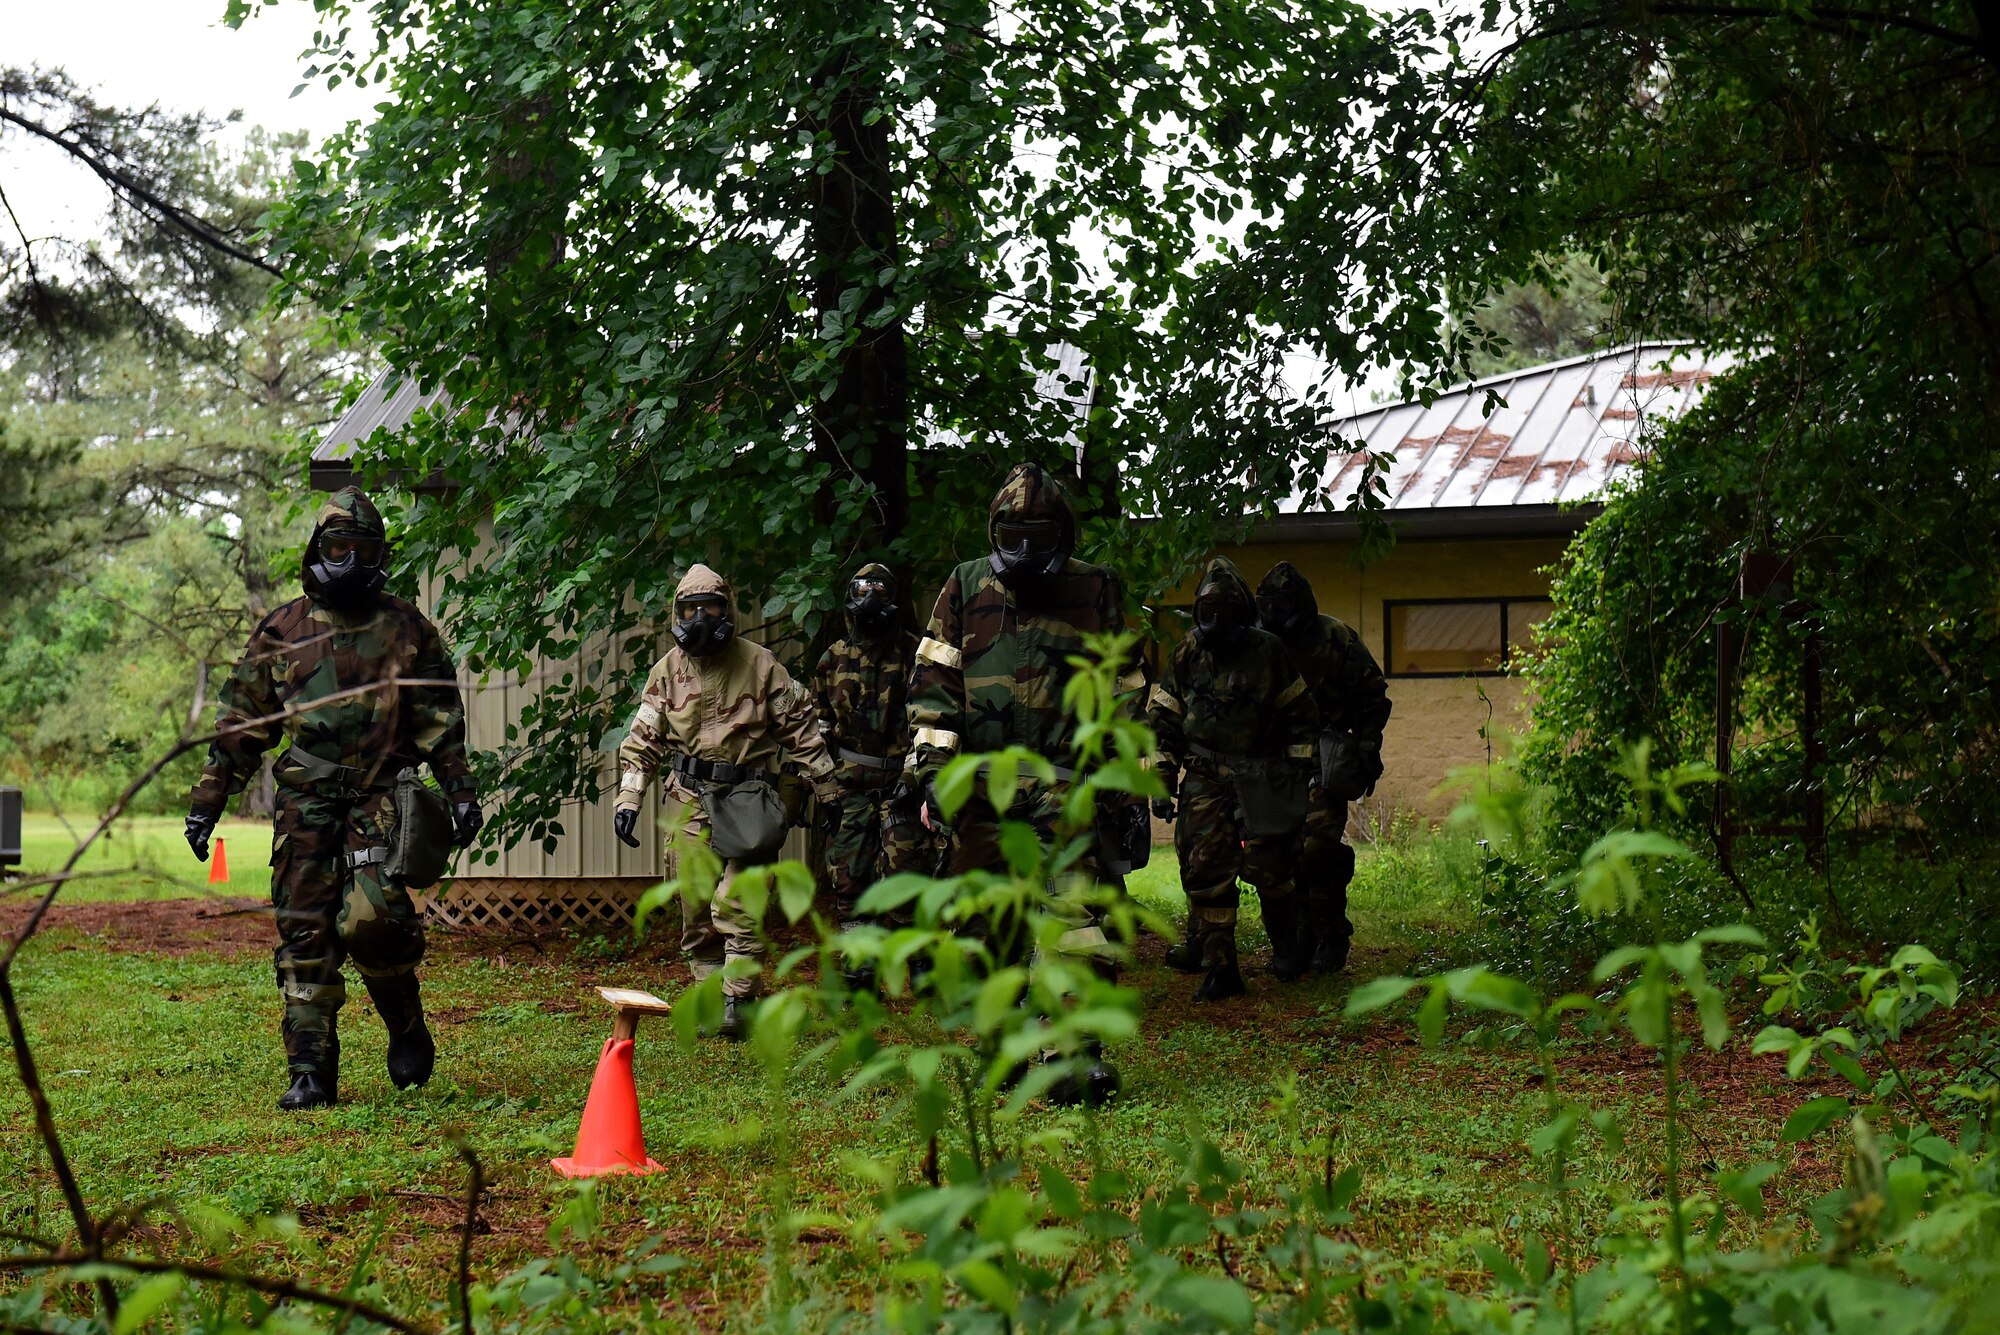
top-left (834, 746), bottom-right (903, 772)
top-left (670, 753), bottom-right (775, 786)
top-left (276, 746), bottom-right (380, 791)
top-left (1187, 741), bottom-right (1274, 772)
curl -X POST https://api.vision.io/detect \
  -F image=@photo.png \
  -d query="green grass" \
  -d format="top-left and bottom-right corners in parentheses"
top-left (0, 838), bottom-right (1853, 1324)
top-left (13, 813), bottom-right (272, 902)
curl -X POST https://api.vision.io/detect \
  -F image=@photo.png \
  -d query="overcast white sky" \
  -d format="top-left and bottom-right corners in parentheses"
top-left (4, 0), bottom-right (372, 236)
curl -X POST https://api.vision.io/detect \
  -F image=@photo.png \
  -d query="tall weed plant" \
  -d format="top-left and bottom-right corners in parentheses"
top-left (6, 641), bottom-right (1997, 1332)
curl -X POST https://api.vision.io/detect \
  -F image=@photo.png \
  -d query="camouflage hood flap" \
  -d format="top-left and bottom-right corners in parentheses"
top-left (1256, 561), bottom-right (1319, 621)
top-left (1194, 556), bottom-right (1257, 616)
top-left (851, 561), bottom-right (898, 596)
top-left (675, 562), bottom-right (737, 616)
top-left (313, 486), bottom-right (387, 542)
top-left (987, 462), bottom-right (1078, 547)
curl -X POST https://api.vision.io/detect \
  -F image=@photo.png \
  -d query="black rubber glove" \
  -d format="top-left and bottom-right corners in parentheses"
top-left (1150, 795), bottom-right (1176, 822)
top-left (453, 800), bottom-right (485, 849)
top-left (1151, 766), bottom-right (1178, 823)
top-left (613, 808), bottom-right (641, 848)
top-left (919, 776), bottom-right (952, 832)
top-left (184, 811), bottom-right (216, 863)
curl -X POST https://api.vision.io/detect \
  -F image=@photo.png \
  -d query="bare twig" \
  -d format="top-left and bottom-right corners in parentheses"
top-left (0, 105), bottom-right (287, 279)
top-left (450, 1136), bottom-right (485, 1335)
top-left (0, 1254), bottom-right (430, 1334)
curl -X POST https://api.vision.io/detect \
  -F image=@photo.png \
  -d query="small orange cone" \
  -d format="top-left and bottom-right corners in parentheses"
top-left (207, 838), bottom-right (230, 885)
top-left (552, 1037), bottom-right (663, 1177)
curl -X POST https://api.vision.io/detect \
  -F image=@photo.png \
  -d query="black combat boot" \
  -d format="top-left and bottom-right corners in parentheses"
top-left (1265, 900), bottom-right (1314, 981)
top-left (1194, 956), bottom-right (1248, 1003)
top-left (1309, 919), bottom-right (1352, 975)
top-left (1164, 921), bottom-right (1203, 974)
top-left (278, 1021), bottom-right (339, 1111)
top-left (718, 995), bottom-right (754, 1042)
top-left (1046, 1038), bottom-right (1121, 1108)
top-left (365, 974), bottom-right (435, 1090)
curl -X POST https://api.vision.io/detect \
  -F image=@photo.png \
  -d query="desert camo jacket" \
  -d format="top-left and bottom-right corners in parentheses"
top-left (616, 563), bottom-right (834, 813)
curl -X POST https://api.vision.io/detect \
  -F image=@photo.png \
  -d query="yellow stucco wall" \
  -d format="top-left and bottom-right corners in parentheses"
top-left (1212, 536), bottom-right (1571, 822)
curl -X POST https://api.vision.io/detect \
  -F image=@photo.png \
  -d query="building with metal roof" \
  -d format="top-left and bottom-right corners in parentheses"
top-left (1263, 340), bottom-right (1731, 541)
top-left (1209, 340), bottom-right (1728, 818)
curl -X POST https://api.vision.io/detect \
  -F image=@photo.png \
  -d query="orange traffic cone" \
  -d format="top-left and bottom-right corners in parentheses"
top-left (551, 1037), bottom-right (663, 1177)
top-left (207, 838), bottom-right (230, 885)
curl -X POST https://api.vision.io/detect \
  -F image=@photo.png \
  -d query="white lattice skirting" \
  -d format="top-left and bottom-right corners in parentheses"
top-left (418, 877), bottom-right (660, 932)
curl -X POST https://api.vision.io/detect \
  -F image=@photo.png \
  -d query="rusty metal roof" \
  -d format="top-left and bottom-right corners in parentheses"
top-left (1286, 341), bottom-right (1732, 520)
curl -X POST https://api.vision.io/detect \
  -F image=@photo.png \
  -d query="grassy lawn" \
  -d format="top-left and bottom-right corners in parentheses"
top-left (13, 813), bottom-right (273, 902)
top-left (0, 834), bottom-right (1866, 1326)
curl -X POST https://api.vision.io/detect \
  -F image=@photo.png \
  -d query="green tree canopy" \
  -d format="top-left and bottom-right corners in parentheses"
top-left (1426, 3), bottom-right (2000, 844)
top-left (261, 0), bottom-right (1461, 837)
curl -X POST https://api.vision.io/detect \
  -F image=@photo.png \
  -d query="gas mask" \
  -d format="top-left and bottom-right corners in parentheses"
top-left (672, 596), bottom-right (736, 657)
top-left (304, 529), bottom-right (389, 613)
top-left (1193, 598), bottom-right (1252, 656)
top-left (1256, 592), bottom-right (1306, 638)
top-left (844, 574), bottom-right (898, 640)
top-left (988, 517), bottom-right (1070, 591)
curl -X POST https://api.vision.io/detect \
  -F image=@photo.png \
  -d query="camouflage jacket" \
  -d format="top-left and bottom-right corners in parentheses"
top-left (908, 557), bottom-right (1135, 779)
top-left (1287, 615), bottom-right (1390, 753)
top-left (189, 595), bottom-right (474, 816)
top-left (615, 564), bottom-right (834, 813)
top-left (811, 630), bottom-right (919, 763)
top-left (1256, 562), bottom-right (1391, 753)
top-left (907, 466), bottom-right (1143, 781)
top-left (1150, 558), bottom-right (1318, 771)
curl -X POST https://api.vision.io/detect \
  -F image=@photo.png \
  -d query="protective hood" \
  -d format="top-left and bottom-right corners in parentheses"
top-left (1255, 561), bottom-right (1320, 637)
top-left (986, 462), bottom-right (1078, 589)
top-left (844, 561), bottom-right (900, 640)
top-left (1195, 557), bottom-right (1257, 617)
top-left (1192, 556), bottom-right (1257, 655)
top-left (672, 563), bottom-right (739, 658)
top-left (675, 563), bottom-right (737, 615)
top-left (302, 485), bottom-right (390, 611)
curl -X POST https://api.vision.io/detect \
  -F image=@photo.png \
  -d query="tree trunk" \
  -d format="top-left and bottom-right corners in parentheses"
top-left (810, 45), bottom-right (910, 553)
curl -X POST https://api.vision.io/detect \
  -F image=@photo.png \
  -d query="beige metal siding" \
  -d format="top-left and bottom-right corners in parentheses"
top-left (423, 556), bottom-right (808, 880)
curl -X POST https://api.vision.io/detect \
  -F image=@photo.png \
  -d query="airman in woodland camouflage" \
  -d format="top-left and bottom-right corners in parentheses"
top-left (613, 564), bottom-right (838, 1039)
top-left (907, 461), bottom-right (1146, 1104)
top-left (811, 563), bottom-right (927, 940)
top-left (186, 486), bottom-right (482, 1111)
top-left (1149, 558), bottom-right (1319, 1000)
top-left (1254, 562), bottom-right (1392, 973)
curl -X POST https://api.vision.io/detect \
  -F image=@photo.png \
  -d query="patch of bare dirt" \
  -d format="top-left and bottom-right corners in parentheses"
top-left (0, 895), bottom-right (273, 957)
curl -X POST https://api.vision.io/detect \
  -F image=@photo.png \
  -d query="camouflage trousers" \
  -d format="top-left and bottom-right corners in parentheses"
top-left (948, 785), bottom-right (1110, 971)
top-left (270, 786), bottom-right (426, 1072)
top-left (826, 761), bottom-right (928, 928)
top-left (664, 792), bottom-right (769, 1000)
top-left (1175, 764), bottom-right (1298, 968)
top-left (1297, 791), bottom-right (1355, 951)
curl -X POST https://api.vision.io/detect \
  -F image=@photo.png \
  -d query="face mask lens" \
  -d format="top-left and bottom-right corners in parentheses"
top-left (995, 521), bottom-right (1061, 555)
top-left (678, 598), bottom-right (724, 623)
top-left (851, 577), bottom-right (891, 600)
top-left (323, 536), bottom-right (382, 566)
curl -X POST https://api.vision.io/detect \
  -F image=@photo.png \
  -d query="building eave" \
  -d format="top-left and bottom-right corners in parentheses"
top-left (1245, 502), bottom-right (1601, 544)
